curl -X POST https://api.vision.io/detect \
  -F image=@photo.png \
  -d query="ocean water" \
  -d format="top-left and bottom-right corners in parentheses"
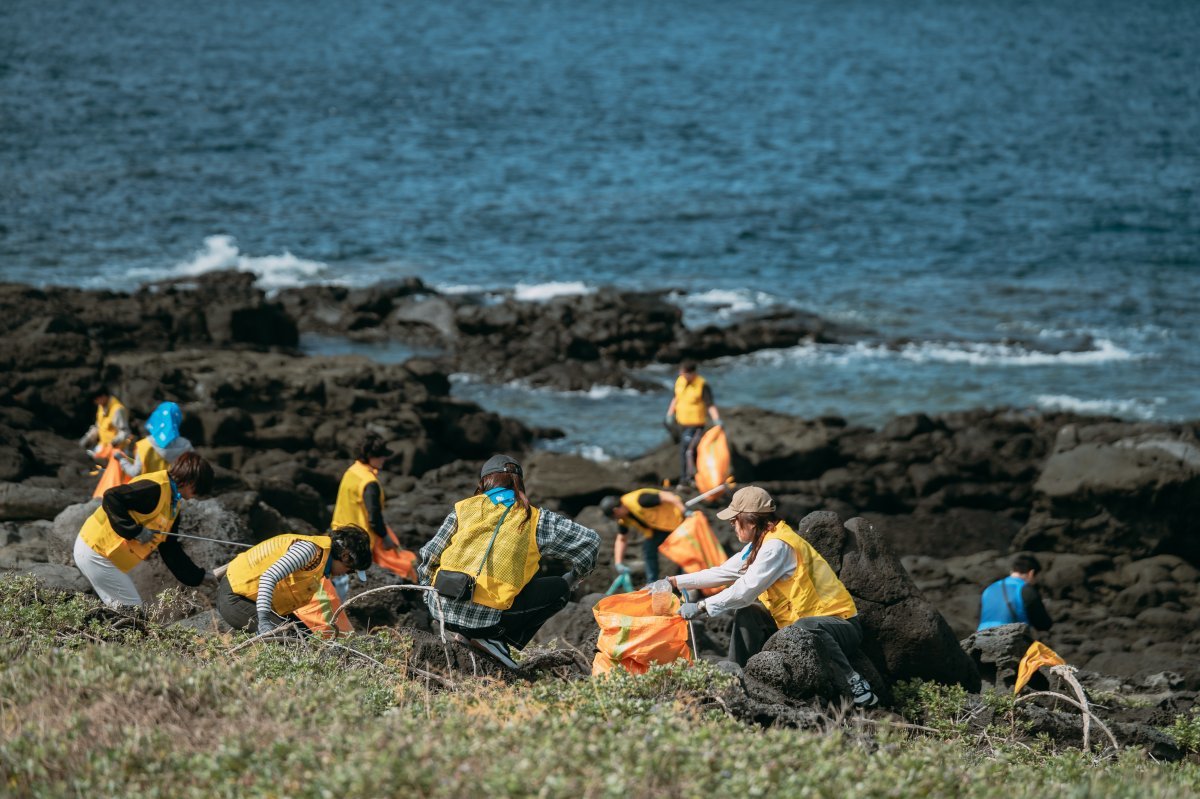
top-left (3, 1), bottom-right (1198, 458)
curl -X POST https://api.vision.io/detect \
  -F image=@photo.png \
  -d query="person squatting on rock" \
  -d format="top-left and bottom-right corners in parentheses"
top-left (217, 526), bottom-right (373, 634)
top-left (419, 455), bottom-right (600, 670)
top-left (977, 552), bottom-right (1053, 632)
top-left (73, 452), bottom-right (216, 607)
top-left (668, 486), bottom-right (879, 707)
top-left (665, 360), bottom-right (721, 488)
top-left (79, 387), bottom-right (132, 462)
top-left (601, 488), bottom-right (687, 583)
top-left (332, 431), bottom-right (417, 591)
top-left (118, 401), bottom-right (194, 478)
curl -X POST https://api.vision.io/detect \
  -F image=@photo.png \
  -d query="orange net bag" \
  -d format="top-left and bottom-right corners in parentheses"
top-left (658, 514), bottom-right (727, 597)
top-left (293, 577), bottom-right (353, 638)
top-left (695, 426), bottom-right (732, 499)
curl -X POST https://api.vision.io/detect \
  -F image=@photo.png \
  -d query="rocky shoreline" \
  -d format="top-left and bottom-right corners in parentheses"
top-left (1, 271), bottom-right (1196, 753)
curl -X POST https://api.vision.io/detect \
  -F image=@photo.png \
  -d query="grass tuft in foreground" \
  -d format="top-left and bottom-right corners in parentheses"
top-left (1, 576), bottom-right (1197, 798)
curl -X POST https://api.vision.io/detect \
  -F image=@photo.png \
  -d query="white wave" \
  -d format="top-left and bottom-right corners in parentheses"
top-left (897, 339), bottom-right (1137, 366)
top-left (170, 235), bottom-right (328, 291)
top-left (513, 281), bottom-right (592, 302)
top-left (670, 288), bottom-right (782, 324)
top-left (436, 283), bottom-right (492, 295)
top-left (574, 444), bottom-right (613, 463)
top-left (1036, 394), bottom-right (1165, 420)
top-left (499, 378), bottom-right (646, 399)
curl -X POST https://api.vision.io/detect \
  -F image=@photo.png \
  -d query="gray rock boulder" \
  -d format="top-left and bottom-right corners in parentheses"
top-left (960, 623), bottom-right (1038, 690)
top-left (0, 481), bottom-right (77, 521)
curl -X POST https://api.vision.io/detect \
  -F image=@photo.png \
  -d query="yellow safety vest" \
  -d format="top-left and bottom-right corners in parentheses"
top-left (226, 534), bottom-right (332, 616)
top-left (134, 437), bottom-right (169, 475)
top-left (619, 489), bottom-right (684, 539)
top-left (332, 461), bottom-right (383, 543)
top-left (436, 495), bottom-right (542, 610)
top-left (96, 397), bottom-right (127, 446)
top-left (758, 522), bottom-right (857, 628)
top-left (673, 375), bottom-right (708, 427)
top-left (80, 471), bottom-right (176, 572)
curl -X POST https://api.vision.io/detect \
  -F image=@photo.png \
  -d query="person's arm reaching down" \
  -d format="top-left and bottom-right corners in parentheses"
top-left (256, 540), bottom-right (322, 633)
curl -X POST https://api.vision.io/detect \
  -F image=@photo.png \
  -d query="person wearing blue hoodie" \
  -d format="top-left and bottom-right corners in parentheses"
top-left (119, 402), bottom-right (194, 478)
top-left (977, 553), bottom-right (1053, 632)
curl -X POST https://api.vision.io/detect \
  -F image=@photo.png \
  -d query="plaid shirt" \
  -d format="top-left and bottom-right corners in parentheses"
top-left (418, 504), bottom-right (599, 629)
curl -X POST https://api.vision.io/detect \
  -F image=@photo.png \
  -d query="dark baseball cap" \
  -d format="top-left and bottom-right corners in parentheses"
top-left (480, 454), bottom-right (523, 479)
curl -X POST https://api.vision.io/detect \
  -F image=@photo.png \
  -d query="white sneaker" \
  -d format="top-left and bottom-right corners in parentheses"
top-left (850, 675), bottom-right (879, 708)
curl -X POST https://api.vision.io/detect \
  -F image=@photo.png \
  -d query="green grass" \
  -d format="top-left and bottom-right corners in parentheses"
top-left (1, 576), bottom-right (1197, 799)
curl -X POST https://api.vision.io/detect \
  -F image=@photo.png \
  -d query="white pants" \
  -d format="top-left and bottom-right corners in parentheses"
top-left (73, 534), bottom-right (144, 607)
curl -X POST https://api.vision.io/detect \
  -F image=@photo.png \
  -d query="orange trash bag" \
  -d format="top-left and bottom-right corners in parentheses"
top-left (293, 577), bottom-right (353, 638)
top-left (373, 531), bottom-right (417, 581)
top-left (1013, 641), bottom-right (1066, 694)
top-left (592, 588), bottom-right (692, 675)
top-left (694, 426), bottom-right (732, 499)
top-left (91, 452), bottom-right (130, 498)
top-left (658, 514), bottom-right (727, 597)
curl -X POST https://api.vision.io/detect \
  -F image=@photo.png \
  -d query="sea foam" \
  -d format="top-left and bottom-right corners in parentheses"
top-left (171, 235), bottom-right (328, 291)
top-left (1036, 394), bottom-right (1164, 420)
top-left (513, 281), bottom-right (592, 302)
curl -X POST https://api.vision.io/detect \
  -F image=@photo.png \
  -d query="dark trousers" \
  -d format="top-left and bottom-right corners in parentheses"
top-left (215, 574), bottom-right (303, 634)
top-left (642, 530), bottom-right (672, 583)
top-left (216, 574), bottom-right (258, 632)
top-left (445, 576), bottom-right (571, 650)
top-left (679, 425), bottom-right (703, 484)
top-left (729, 606), bottom-right (864, 685)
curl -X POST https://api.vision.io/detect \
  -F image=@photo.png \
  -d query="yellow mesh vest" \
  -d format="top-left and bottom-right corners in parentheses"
top-left (758, 522), bottom-right (857, 628)
top-left (619, 489), bottom-right (685, 539)
top-left (134, 437), bottom-right (169, 475)
top-left (79, 471), bottom-right (176, 572)
top-left (436, 495), bottom-right (541, 610)
top-left (332, 462), bottom-right (383, 543)
top-left (673, 375), bottom-right (707, 426)
top-left (226, 534), bottom-right (332, 616)
top-left (96, 397), bottom-right (127, 446)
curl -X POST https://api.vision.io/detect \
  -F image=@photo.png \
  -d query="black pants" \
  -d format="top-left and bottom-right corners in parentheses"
top-left (642, 530), bottom-right (672, 583)
top-left (728, 605), bottom-right (864, 685)
top-left (679, 425), bottom-right (704, 483)
top-left (445, 576), bottom-right (571, 650)
top-left (215, 574), bottom-right (304, 634)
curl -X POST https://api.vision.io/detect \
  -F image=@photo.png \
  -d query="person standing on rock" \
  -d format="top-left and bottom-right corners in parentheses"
top-left (118, 402), bottom-right (194, 478)
top-left (665, 361), bottom-right (720, 488)
top-left (332, 432), bottom-right (417, 589)
top-left (419, 454), bottom-right (600, 670)
top-left (73, 452), bottom-right (216, 608)
top-left (667, 486), bottom-right (878, 707)
top-left (599, 488), bottom-right (687, 584)
top-left (977, 553), bottom-right (1053, 632)
top-left (79, 387), bottom-right (132, 461)
top-left (217, 526), bottom-right (373, 634)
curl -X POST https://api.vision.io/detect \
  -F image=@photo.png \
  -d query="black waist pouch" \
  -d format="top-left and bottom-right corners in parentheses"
top-left (434, 570), bottom-right (475, 602)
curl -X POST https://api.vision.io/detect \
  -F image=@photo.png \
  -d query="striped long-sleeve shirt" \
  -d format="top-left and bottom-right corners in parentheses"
top-left (257, 540), bottom-right (323, 630)
top-left (418, 501), bottom-right (599, 629)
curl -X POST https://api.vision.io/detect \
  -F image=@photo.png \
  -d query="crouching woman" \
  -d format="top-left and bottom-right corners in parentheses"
top-left (669, 486), bottom-right (878, 707)
top-left (418, 455), bottom-right (600, 670)
top-left (217, 526), bottom-right (373, 634)
top-left (74, 452), bottom-right (215, 607)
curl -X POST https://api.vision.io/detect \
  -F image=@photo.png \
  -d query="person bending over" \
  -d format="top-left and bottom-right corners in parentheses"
top-left (600, 488), bottom-right (686, 583)
top-left (74, 452), bottom-right (215, 607)
top-left (218, 526), bottom-right (373, 634)
top-left (669, 486), bottom-right (878, 707)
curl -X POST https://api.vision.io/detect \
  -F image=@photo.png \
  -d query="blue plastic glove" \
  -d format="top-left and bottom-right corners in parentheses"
top-left (679, 602), bottom-right (704, 620)
top-left (712, 419), bottom-right (723, 427)
top-left (665, 412), bottom-right (675, 426)
top-left (614, 563), bottom-right (631, 576)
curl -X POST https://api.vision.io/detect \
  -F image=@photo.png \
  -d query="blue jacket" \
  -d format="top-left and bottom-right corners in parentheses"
top-left (977, 576), bottom-right (1029, 630)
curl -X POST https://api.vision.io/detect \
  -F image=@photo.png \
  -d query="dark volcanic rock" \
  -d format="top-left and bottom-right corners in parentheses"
top-left (960, 624), bottom-right (1040, 691)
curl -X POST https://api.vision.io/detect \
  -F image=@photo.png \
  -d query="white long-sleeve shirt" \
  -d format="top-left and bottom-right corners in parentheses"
top-left (674, 539), bottom-right (797, 617)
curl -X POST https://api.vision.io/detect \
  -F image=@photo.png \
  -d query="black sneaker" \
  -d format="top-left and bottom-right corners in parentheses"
top-left (455, 634), bottom-right (520, 671)
top-left (850, 676), bottom-right (879, 708)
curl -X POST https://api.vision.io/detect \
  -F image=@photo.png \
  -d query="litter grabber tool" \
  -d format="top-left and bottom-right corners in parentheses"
top-left (684, 484), bottom-right (731, 508)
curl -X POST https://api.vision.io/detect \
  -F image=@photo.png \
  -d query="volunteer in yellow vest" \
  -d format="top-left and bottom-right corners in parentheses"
top-left (331, 432), bottom-right (417, 584)
top-left (79, 387), bottom-right (132, 461)
top-left (119, 401), bottom-right (194, 479)
top-left (599, 488), bottom-right (686, 583)
top-left (418, 455), bottom-right (600, 670)
top-left (73, 452), bottom-right (216, 608)
top-left (665, 361), bottom-right (720, 488)
top-left (668, 486), bottom-right (878, 707)
top-left (217, 526), bottom-right (373, 634)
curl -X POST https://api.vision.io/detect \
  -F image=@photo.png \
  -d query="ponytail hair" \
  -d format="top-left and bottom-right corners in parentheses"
top-left (739, 512), bottom-right (781, 569)
top-left (476, 470), bottom-right (533, 522)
